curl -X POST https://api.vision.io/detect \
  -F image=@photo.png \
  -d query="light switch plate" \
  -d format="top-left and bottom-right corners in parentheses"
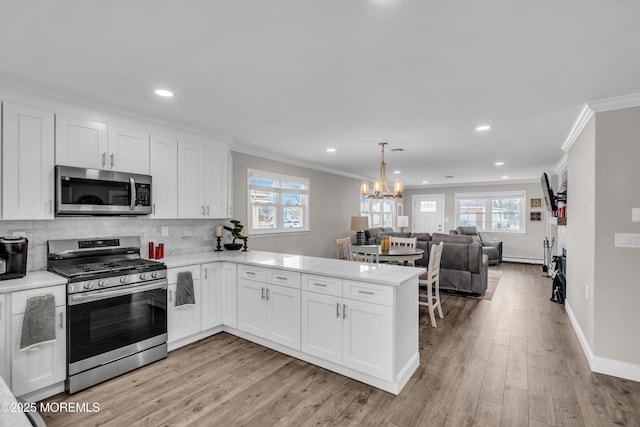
top-left (161, 226), bottom-right (169, 237)
top-left (632, 207), bottom-right (640, 222)
top-left (614, 233), bottom-right (640, 248)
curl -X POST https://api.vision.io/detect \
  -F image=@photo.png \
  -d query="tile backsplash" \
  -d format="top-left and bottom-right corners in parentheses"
top-left (0, 218), bottom-right (221, 272)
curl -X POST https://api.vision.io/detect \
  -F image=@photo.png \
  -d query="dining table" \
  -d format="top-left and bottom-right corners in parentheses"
top-left (355, 245), bottom-right (424, 265)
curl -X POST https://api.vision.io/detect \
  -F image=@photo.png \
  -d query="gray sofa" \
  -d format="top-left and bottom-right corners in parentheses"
top-left (453, 226), bottom-right (503, 265)
top-left (371, 230), bottom-right (488, 294)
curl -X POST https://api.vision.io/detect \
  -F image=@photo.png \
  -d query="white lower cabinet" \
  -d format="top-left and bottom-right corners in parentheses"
top-left (10, 285), bottom-right (66, 397)
top-left (237, 278), bottom-right (301, 351)
top-left (301, 280), bottom-right (394, 382)
top-left (167, 265), bottom-right (202, 343)
top-left (201, 263), bottom-right (222, 330)
top-left (220, 263), bottom-right (237, 328)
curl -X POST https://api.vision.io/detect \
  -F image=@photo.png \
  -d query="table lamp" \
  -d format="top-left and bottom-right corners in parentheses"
top-left (351, 216), bottom-right (369, 246)
top-left (397, 216), bottom-right (409, 233)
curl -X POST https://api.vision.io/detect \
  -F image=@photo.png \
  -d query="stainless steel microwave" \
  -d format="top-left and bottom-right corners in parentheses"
top-left (55, 165), bottom-right (152, 216)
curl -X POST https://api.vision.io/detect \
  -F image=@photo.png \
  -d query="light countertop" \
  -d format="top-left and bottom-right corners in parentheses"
top-left (0, 271), bottom-right (67, 294)
top-left (163, 250), bottom-right (425, 286)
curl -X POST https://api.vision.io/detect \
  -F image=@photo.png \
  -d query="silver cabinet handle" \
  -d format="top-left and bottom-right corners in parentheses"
top-left (206, 205), bottom-right (210, 216)
top-left (49, 199), bottom-right (53, 214)
top-left (102, 152), bottom-right (107, 167)
top-left (204, 268), bottom-right (208, 279)
top-left (129, 177), bottom-right (136, 211)
top-left (313, 282), bottom-right (327, 287)
top-left (153, 203), bottom-right (156, 215)
top-left (343, 304), bottom-right (347, 319)
top-left (201, 205), bottom-right (205, 216)
top-left (169, 290), bottom-right (172, 303)
top-left (275, 276), bottom-right (288, 281)
top-left (336, 302), bottom-right (341, 318)
top-left (59, 312), bottom-right (64, 329)
top-left (110, 153), bottom-right (115, 168)
top-left (266, 288), bottom-right (270, 301)
top-left (358, 290), bottom-right (375, 295)
top-left (261, 287), bottom-right (265, 300)
top-left (245, 271), bottom-right (256, 276)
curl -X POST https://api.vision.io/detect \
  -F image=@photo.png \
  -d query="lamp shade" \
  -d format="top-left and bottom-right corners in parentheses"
top-left (351, 216), bottom-right (369, 231)
top-left (397, 216), bottom-right (409, 227)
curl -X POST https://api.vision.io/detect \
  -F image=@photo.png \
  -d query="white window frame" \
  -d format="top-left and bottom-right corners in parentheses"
top-left (455, 190), bottom-right (527, 234)
top-left (360, 197), bottom-right (396, 229)
top-left (247, 169), bottom-right (310, 236)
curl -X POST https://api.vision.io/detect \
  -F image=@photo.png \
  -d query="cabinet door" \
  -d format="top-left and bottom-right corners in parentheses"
top-left (2, 102), bottom-right (55, 220)
top-left (204, 146), bottom-right (230, 218)
top-left (0, 295), bottom-right (7, 383)
top-left (342, 300), bottom-right (393, 381)
top-left (301, 292), bottom-right (342, 364)
top-left (108, 125), bottom-right (150, 174)
top-left (55, 114), bottom-right (108, 169)
top-left (266, 284), bottom-right (300, 351)
top-left (237, 279), bottom-right (267, 338)
top-left (221, 263), bottom-right (238, 328)
top-left (149, 134), bottom-right (178, 218)
top-left (201, 263), bottom-right (222, 330)
top-left (177, 139), bottom-right (206, 218)
top-left (11, 306), bottom-right (66, 397)
top-left (167, 281), bottom-right (202, 343)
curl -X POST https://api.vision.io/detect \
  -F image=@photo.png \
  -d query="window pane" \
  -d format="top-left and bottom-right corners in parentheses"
top-left (282, 192), bottom-right (302, 206)
top-left (282, 182), bottom-right (305, 190)
top-left (283, 207), bottom-right (303, 228)
top-left (360, 197), bottom-right (370, 218)
top-left (253, 205), bottom-right (276, 229)
top-left (491, 197), bottom-right (522, 231)
top-left (250, 177), bottom-right (276, 187)
top-left (420, 201), bottom-right (436, 212)
top-left (371, 200), bottom-right (382, 228)
top-left (251, 189), bottom-right (276, 204)
top-left (458, 199), bottom-right (486, 230)
top-left (382, 200), bottom-right (394, 227)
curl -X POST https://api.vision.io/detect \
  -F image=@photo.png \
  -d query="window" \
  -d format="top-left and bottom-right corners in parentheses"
top-left (248, 169), bottom-right (309, 235)
top-left (455, 191), bottom-right (526, 233)
top-left (360, 197), bottom-right (395, 228)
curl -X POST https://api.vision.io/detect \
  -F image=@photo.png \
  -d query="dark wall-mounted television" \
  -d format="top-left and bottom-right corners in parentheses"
top-left (541, 172), bottom-right (558, 212)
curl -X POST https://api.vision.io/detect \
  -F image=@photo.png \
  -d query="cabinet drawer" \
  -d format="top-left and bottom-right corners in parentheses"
top-left (302, 274), bottom-right (342, 297)
top-left (268, 269), bottom-right (301, 289)
top-left (12, 285), bottom-right (66, 314)
top-left (167, 264), bottom-right (201, 285)
top-left (238, 265), bottom-right (267, 282)
top-left (343, 280), bottom-right (393, 306)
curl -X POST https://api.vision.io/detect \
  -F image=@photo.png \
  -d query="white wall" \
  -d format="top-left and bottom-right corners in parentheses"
top-left (403, 181), bottom-right (554, 262)
top-left (231, 151), bottom-right (361, 259)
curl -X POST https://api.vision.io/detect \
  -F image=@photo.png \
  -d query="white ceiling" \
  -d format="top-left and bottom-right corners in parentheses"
top-left (2, 1), bottom-right (640, 187)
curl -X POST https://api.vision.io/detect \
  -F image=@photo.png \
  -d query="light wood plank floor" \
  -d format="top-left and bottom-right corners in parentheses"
top-left (40, 263), bottom-right (640, 426)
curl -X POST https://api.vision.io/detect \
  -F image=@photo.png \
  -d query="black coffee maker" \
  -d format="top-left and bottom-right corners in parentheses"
top-left (0, 237), bottom-right (28, 280)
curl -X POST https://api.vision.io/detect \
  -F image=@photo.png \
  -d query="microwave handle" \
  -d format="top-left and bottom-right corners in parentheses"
top-left (130, 177), bottom-right (136, 211)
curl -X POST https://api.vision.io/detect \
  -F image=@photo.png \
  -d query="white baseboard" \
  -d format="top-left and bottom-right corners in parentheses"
top-left (502, 257), bottom-right (543, 264)
top-left (565, 301), bottom-right (640, 382)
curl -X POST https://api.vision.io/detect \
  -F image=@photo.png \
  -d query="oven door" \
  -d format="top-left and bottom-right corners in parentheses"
top-left (56, 165), bottom-right (152, 216)
top-left (67, 280), bottom-right (167, 375)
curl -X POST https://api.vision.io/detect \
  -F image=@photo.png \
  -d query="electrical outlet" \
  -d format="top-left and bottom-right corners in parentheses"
top-left (161, 226), bottom-right (169, 237)
top-left (633, 208), bottom-right (640, 222)
top-left (585, 285), bottom-right (589, 300)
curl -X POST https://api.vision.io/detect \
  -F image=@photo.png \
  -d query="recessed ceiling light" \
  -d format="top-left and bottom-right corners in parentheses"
top-left (422, 180), bottom-right (429, 184)
top-left (393, 170), bottom-right (401, 174)
top-left (154, 89), bottom-right (174, 97)
top-left (326, 148), bottom-right (336, 153)
top-left (494, 161), bottom-right (504, 166)
top-left (501, 175), bottom-right (509, 179)
top-left (476, 125), bottom-right (491, 131)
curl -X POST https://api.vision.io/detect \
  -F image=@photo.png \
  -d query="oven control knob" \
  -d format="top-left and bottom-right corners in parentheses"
top-left (140, 273), bottom-right (149, 280)
top-left (98, 279), bottom-right (108, 287)
top-left (120, 276), bottom-right (130, 284)
top-left (151, 272), bottom-right (159, 279)
top-left (84, 282), bottom-right (94, 290)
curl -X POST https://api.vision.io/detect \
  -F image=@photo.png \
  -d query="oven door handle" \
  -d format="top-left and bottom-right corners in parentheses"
top-left (69, 280), bottom-right (167, 305)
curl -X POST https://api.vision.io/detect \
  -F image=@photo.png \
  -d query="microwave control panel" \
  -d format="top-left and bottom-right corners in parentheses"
top-left (135, 183), bottom-right (151, 206)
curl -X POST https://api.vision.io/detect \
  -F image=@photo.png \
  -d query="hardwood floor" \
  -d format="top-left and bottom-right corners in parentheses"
top-left (40, 263), bottom-right (640, 426)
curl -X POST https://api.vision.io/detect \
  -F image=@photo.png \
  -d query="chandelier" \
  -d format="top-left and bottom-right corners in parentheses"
top-left (361, 142), bottom-right (403, 199)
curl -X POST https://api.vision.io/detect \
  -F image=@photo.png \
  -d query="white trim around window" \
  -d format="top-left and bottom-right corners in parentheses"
top-left (455, 190), bottom-right (527, 234)
top-left (247, 169), bottom-right (310, 236)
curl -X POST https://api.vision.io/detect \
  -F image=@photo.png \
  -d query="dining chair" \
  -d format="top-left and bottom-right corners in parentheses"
top-left (389, 236), bottom-right (417, 248)
top-left (419, 242), bottom-right (444, 327)
top-left (347, 244), bottom-right (380, 264)
top-left (335, 237), bottom-right (352, 260)
top-left (389, 236), bottom-right (417, 265)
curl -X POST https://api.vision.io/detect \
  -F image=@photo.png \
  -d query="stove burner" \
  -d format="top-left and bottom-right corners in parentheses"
top-left (51, 259), bottom-right (165, 279)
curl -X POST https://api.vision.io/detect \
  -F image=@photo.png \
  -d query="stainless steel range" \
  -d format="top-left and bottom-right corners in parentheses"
top-left (47, 236), bottom-right (168, 394)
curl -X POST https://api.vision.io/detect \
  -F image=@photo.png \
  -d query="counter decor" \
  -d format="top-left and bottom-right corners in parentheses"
top-left (223, 219), bottom-right (244, 250)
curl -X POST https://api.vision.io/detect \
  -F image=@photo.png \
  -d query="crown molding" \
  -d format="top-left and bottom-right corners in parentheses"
top-left (562, 92), bottom-right (640, 153)
top-left (404, 177), bottom-right (538, 190)
top-left (232, 143), bottom-right (368, 181)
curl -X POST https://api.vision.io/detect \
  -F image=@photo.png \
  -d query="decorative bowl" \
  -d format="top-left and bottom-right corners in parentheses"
top-left (224, 243), bottom-right (243, 251)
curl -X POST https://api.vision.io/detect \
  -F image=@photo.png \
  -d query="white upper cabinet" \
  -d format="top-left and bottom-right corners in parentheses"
top-left (178, 138), bottom-right (231, 219)
top-left (56, 116), bottom-right (150, 174)
top-left (149, 134), bottom-right (178, 218)
top-left (2, 102), bottom-right (55, 220)
top-left (55, 114), bottom-right (108, 170)
top-left (107, 125), bottom-right (150, 174)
